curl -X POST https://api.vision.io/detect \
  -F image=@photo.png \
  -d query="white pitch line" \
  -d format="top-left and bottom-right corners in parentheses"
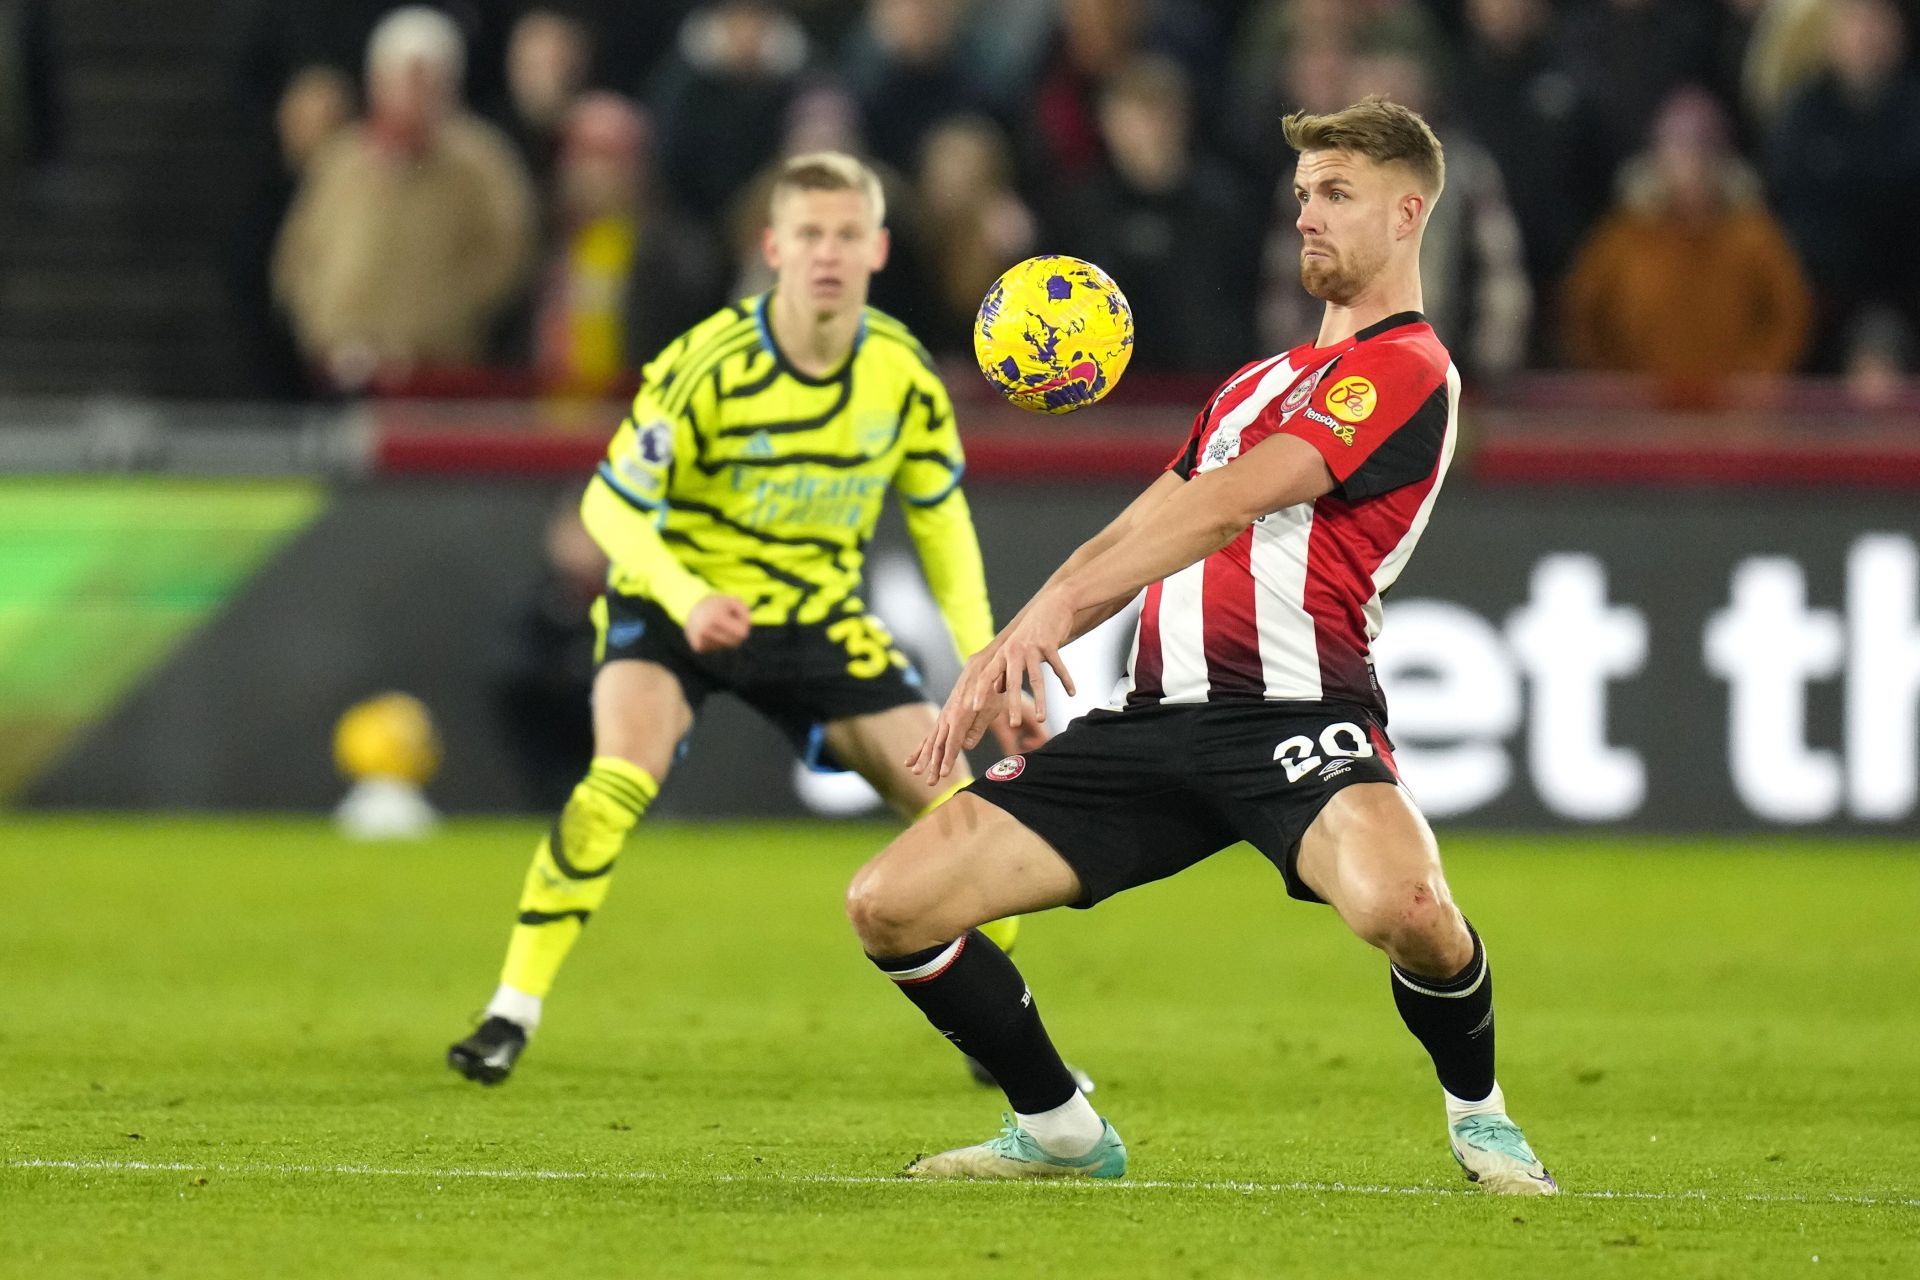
top-left (9, 1158), bottom-right (1918, 1208)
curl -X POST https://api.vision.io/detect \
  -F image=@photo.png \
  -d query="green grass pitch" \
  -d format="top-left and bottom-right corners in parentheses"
top-left (4, 815), bottom-right (1916, 1277)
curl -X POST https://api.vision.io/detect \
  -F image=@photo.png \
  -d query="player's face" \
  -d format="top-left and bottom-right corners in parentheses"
top-left (1292, 150), bottom-right (1396, 306)
top-left (763, 188), bottom-right (890, 319)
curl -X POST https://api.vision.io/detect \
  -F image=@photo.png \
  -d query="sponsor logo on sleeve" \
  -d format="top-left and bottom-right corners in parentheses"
top-left (1303, 405), bottom-right (1356, 445)
top-left (1326, 376), bottom-right (1376, 424)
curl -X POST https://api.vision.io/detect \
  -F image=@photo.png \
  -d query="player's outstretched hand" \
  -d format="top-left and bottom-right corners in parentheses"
top-left (979, 587), bottom-right (1076, 730)
top-left (685, 594), bottom-right (752, 654)
top-left (990, 693), bottom-right (1051, 756)
top-left (907, 649), bottom-right (1003, 782)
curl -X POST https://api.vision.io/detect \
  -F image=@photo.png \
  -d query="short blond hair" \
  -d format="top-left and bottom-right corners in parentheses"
top-left (1282, 95), bottom-right (1445, 199)
top-left (771, 151), bottom-right (887, 227)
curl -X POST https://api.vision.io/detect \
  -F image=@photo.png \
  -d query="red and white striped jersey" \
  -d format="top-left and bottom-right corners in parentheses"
top-left (1122, 311), bottom-right (1459, 719)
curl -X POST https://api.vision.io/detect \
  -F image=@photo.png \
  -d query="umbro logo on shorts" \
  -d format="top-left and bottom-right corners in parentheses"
top-left (986, 755), bottom-right (1026, 781)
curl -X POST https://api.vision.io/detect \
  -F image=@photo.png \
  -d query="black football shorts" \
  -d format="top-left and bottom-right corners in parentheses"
top-left (593, 592), bottom-right (927, 770)
top-left (964, 700), bottom-right (1404, 907)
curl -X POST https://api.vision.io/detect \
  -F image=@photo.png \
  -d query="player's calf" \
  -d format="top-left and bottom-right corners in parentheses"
top-left (867, 931), bottom-right (1081, 1107)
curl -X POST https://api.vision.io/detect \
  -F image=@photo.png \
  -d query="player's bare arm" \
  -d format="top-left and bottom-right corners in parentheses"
top-left (914, 438), bottom-right (1334, 781)
top-left (1047, 431), bottom-right (1336, 624)
top-left (907, 470), bottom-right (1189, 777)
top-left (972, 470), bottom-right (1190, 665)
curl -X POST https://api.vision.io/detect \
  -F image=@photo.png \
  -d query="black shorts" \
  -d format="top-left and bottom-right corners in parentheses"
top-left (964, 701), bottom-right (1403, 907)
top-left (593, 592), bottom-right (927, 770)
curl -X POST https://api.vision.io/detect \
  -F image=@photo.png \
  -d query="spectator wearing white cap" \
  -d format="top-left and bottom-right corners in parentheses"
top-left (273, 5), bottom-right (537, 391)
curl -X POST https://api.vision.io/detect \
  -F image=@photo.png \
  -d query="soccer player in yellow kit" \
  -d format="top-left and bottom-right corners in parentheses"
top-left (448, 152), bottom-right (1049, 1085)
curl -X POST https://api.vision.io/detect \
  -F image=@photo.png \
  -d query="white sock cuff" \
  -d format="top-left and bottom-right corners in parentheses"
top-left (1444, 1080), bottom-right (1506, 1126)
top-left (1016, 1090), bottom-right (1103, 1159)
top-left (486, 984), bottom-right (543, 1033)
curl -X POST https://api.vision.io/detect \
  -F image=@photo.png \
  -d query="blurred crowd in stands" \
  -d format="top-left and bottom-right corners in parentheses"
top-left (0, 2), bottom-right (55, 182)
top-left (201, 0), bottom-right (1920, 400)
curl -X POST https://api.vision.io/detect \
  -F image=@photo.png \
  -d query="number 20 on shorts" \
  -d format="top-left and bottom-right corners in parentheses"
top-left (1273, 722), bottom-right (1375, 783)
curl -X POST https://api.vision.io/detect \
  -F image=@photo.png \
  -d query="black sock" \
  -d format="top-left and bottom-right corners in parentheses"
top-left (1390, 922), bottom-right (1496, 1103)
top-left (870, 929), bottom-right (1078, 1114)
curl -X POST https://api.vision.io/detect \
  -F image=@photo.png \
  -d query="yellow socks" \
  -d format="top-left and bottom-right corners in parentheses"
top-left (493, 757), bottom-right (656, 1020)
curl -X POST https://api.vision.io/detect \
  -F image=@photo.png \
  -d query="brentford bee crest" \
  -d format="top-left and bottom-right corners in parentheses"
top-left (986, 755), bottom-right (1026, 781)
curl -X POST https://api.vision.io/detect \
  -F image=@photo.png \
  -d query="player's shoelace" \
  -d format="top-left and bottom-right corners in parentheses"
top-left (984, 1114), bottom-right (1038, 1159)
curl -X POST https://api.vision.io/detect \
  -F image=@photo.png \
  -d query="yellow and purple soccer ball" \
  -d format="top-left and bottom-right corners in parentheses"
top-left (974, 255), bottom-right (1133, 414)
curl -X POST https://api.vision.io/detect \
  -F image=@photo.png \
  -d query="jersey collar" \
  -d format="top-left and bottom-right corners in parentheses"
top-left (1296, 310), bottom-right (1428, 361)
top-left (755, 290), bottom-right (866, 386)
top-left (1354, 310), bottom-right (1427, 342)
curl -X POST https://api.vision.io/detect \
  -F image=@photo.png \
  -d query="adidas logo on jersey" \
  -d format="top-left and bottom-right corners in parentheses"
top-left (745, 430), bottom-right (775, 458)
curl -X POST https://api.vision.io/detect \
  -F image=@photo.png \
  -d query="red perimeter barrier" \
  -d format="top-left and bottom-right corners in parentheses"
top-left (367, 372), bottom-right (1920, 488)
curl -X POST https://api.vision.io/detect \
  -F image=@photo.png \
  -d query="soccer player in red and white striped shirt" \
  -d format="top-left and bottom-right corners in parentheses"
top-left (848, 97), bottom-right (1557, 1195)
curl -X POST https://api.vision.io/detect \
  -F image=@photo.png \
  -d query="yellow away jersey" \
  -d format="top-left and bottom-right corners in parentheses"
top-left (594, 293), bottom-right (966, 625)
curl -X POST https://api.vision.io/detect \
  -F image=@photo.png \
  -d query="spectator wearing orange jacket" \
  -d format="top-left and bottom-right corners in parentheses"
top-left (1562, 86), bottom-right (1810, 383)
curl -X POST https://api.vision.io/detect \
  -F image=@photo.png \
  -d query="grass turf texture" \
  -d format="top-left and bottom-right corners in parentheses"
top-left (4, 817), bottom-right (1916, 1278)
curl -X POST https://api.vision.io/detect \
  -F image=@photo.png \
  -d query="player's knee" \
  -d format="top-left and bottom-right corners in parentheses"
top-left (1345, 878), bottom-right (1456, 955)
top-left (844, 863), bottom-right (918, 953)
